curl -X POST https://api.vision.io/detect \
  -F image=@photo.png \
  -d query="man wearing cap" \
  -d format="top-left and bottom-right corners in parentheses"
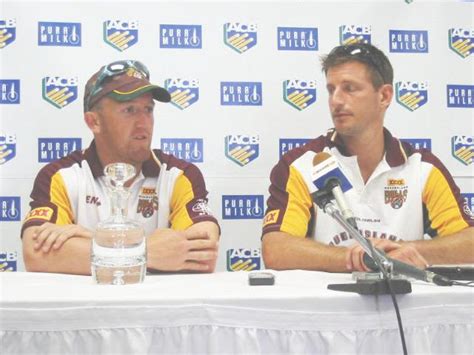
top-left (22, 60), bottom-right (220, 274)
top-left (262, 43), bottom-right (473, 272)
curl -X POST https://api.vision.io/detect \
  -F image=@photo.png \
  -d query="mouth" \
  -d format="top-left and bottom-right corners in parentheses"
top-left (132, 134), bottom-right (149, 141)
top-left (332, 112), bottom-right (352, 120)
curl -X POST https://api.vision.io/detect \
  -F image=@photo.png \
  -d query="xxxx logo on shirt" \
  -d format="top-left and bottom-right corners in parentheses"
top-left (24, 207), bottom-right (53, 223)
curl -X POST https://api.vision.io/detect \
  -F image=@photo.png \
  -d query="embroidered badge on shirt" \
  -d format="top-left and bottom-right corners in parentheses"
top-left (137, 187), bottom-right (158, 218)
top-left (384, 179), bottom-right (408, 209)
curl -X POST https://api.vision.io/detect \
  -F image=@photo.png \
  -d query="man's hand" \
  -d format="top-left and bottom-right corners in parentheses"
top-left (346, 238), bottom-right (429, 272)
top-left (147, 227), bottom-right (218, 272)
top-left (32, 222), bottom-right (92, 253)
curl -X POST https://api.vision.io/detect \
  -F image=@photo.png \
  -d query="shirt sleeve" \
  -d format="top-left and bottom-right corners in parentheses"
top-left (21, 165), bottom-right (74, 236)
top-left (422, 155), bottom-right (473, 237)
top-left (168, 163), bottom-right (218, 230)
top-left (262, 157), bottom-right (313, 238)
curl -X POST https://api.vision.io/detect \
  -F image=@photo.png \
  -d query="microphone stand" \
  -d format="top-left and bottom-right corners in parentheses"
top-left (311, 189), bottom-right (412, 295)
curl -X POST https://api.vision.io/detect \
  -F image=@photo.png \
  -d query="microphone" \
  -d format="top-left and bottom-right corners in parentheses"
top-left (311, 152), bottom-right (357, 228)
top-left (363, 250), bottom-right (453, 286)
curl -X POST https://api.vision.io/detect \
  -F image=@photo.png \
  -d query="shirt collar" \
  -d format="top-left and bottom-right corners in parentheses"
top-left (326, 127), bottom-right (408, 167)
top-left (84, 140), bottom-right (161, 179)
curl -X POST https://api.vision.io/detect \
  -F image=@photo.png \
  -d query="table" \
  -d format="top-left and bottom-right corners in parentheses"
top-left (1, 271), bottom-right (473, 354)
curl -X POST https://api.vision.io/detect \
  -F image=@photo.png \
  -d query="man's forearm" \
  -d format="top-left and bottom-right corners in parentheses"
top-left (23, 227), bottom-right (92, 275)
top-left (262, 231), bottom-right (349, 272)
top-left (409, 227), bottom-right (474, 265)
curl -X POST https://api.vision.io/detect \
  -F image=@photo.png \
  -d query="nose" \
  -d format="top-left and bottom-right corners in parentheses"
top-left (135, 109), bottom-right (153, 128)
top-left (329, 88), bottom-right (344, 111)
top-left (329, 88), bottom-right (344, 110)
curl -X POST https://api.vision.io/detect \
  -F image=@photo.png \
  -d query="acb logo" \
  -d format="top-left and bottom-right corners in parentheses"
top-left (164, 78), bottom-right (199, 110)
top-left (449, 28), bottom-right (473, 58)
top-left (452, 135), bottom-right (474, 166)
top-left (42, 76), bottom-right (78, 109)
top-left (0, 251), bottom-right (17, 272)
top-left (225, 135), bottom-right (259, 167)
top-left (339, 24), bottom-right (371, 45)
top-left (224, 22), bottom-right (257, 53)
top-left (0, 133), bottom-right (16, 165)
top-left (0, 19), bottom-right (16, 49)
top-left (283, 80), bottom-right (317, 111)
top-left (103, 20), bottom-right (138, 51)
top-left (226, 248), bottom-right (261, 271)
top-left (396, 81), bottom-right (428, 111)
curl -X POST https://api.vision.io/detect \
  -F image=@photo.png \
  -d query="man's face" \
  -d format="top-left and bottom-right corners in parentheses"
top-left (94, 92), bottom-right (155, 166)
top-left (325, 61), bottom-right (389, 138)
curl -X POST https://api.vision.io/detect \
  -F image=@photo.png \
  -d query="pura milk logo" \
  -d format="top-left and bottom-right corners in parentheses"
top-left (447, 85), bottom-right (474, 108)
top-left (225, 135), bottom-right (259, 166)
top-left (222, 195), bottom-right (264, 219)
top-left (461, 193), bottom-right (474, 220)
top-left (0, 133), bottom-right (16, 165)
top-left (449, 28), bottom-right (473, 58)
top-left (38, 21), bottom-right (81, 46)
top-left (220, 82), bottom-right (262, 106)
top-left (0, 80), bottom-right (20, 104)
top-left (400, 138), bottom-right (432, 151)
top-left (103, 20), bottom-right (138, 51)
top-left (0, 196), bottom-right (20, 221)
top-left (0, 252), bottom-right (17, 272)
top-left (226, 248), bottom-right (261, 271)
top-left (396, 81), bottom-right (428, 111)
top-left (451, 135), bottom-right (474, 166)
top-left (224, 22), bottom-right (257, 53)
top-left (160, 138), bottom-right (203, 163)
top-left (160, 24), bottom-right (202, 49)
top-left (0, 19), bottom-right (16, 49)
top-left (389, 30), bottom-right (428, 53)
top-left (283, 80), bottom-right (317, 111)
top-left (42, 76), bottom-right (78, 108)
top-left (279, 138), bottom-right (311, 157)
top-left (164, 78), bottom-right (199, 110)
top-left (38, 138), bottom-right (82, 163)
top-left (277, 27), bottom-right (318, 51)
top-left (339, 24), bottom-right (371, 45)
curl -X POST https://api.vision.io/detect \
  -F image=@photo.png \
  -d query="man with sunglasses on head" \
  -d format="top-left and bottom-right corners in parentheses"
top-left (262, 43), bottom-right (473, 273)
top-left (22, 60), bottom-right (220, 274)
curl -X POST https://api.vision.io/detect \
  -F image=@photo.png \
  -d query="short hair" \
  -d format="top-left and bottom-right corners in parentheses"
top-left (321, 43), bottom-right (393, 88)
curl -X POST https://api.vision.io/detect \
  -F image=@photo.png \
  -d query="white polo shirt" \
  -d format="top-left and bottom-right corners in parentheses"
top-left (263, 128), bottom-right (472, 245)
top-left (22, 141), bottom-right (217, 236)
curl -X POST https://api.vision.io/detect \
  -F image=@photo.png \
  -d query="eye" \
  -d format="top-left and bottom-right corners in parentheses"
top-left (145, 105), bottom-right (154, 114)
top-left (123, 106), bottom-right (136, 114)
top-left (343, 83), bottom-right (355, 92)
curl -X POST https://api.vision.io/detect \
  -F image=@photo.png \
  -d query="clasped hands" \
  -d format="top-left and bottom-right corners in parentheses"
top-left (345, 238), bottom-right (428, 272)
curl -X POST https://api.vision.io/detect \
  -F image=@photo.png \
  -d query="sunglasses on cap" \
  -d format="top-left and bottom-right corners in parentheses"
top-left (328, 44), bottom-right (390, 84)
top-left (84, 60), bottom-right (150, 111)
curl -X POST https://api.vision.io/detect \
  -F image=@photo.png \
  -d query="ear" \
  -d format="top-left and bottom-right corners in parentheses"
top-left (379, 84), bottom-right (393, 109)
top-left (84, 111), bottom-right (101, 134)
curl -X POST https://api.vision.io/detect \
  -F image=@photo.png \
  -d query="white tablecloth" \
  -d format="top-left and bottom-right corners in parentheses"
top-left (1, 271), bottom-right (473, 354)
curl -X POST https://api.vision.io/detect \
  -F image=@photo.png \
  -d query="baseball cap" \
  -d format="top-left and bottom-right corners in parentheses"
top-left (83, 60), bottom-right (171, 112)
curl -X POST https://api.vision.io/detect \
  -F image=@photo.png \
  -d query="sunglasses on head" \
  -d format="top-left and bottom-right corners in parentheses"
top-left (85, 60), bottom-right (150, 111)
top-left (329, 44), bottom-right (388, 84)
